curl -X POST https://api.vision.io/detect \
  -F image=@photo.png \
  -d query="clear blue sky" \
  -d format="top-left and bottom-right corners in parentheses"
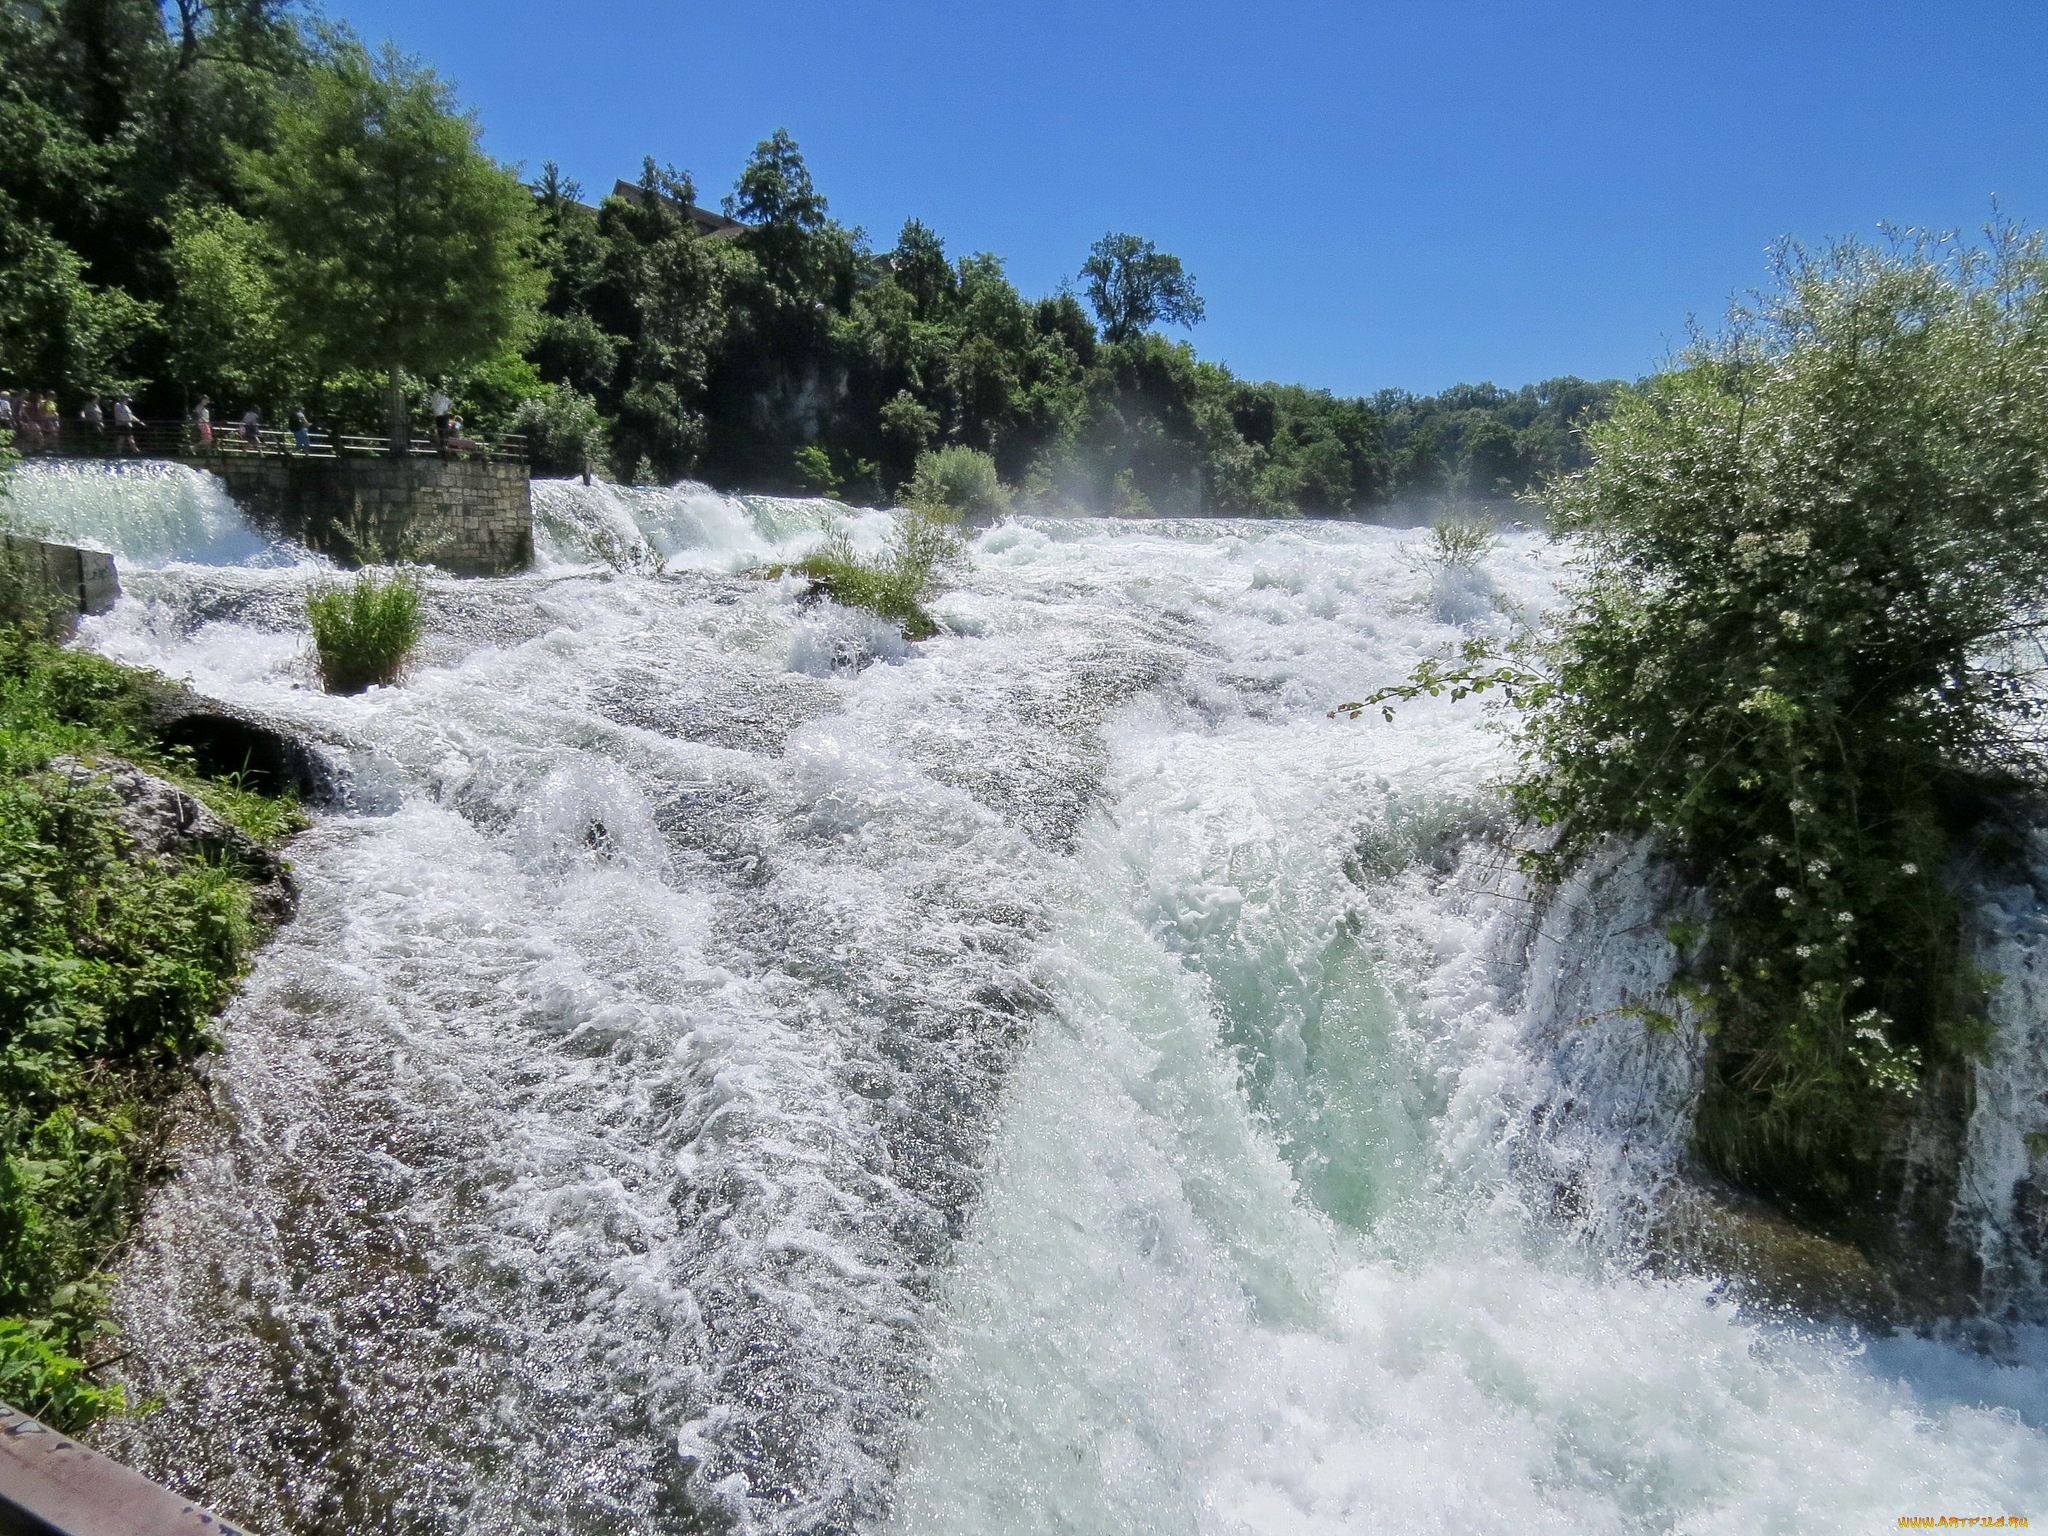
top-left (331, 0), bottom-right (2048, 398)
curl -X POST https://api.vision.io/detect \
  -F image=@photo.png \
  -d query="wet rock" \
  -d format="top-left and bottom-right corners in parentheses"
top-left (49, 756), bottom-right (297, 923)
top-left (132, 679), bottom-right (338, 803)
top-left (1648, 1176), bottom-right (1909, 1327)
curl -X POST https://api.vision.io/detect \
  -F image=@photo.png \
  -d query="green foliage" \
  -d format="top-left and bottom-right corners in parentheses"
top-left (0, 1317), bottom-right (122, 1430)
top-left (792, 445), bottom-right (840, 497)
top-left (0, 0), bottom-right (307, 400)
top-left (0, 624), bottom-right (295, 1431)
top-left (905, 445), bottom-right (1012, 520)
top-left (775, 506), bottom-right (965, 641)
top-left (1423, 514), bottom-right (1498, 572)
top-left (513, 385), bottom-right (612, 478)
top-left (0, 0), bottom-right (1618, 509)
top-left (1079, 232), bottom-right (1206, 345)
top-left (241, 42), bottom-right (542, 389)
top-left (306, 568), bottom-right (425, 694)
top-left (1353, 228), bottom-right (2048, 1232)
top-left (0, 216), bottom-right (158, 392)
top-left (161, 201), bottom-right (294, 399)
top-left (724, 127), bottom-right (829, 230)
top-left (1375, 377), bottom-right (1618, 503)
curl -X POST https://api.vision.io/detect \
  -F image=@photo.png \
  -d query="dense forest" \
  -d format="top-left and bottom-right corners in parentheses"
top-left (0, 0), bottom-right (1622, 511)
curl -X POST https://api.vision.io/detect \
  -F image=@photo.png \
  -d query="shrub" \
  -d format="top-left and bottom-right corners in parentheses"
top-left (793, 444), bottom-right (840, 497)
top-left (1422, 514), bottom-right (1497, 572)
top-left (512, 385), bottom-right (612, 479)
top-left (906, 445), bottom-right (1013, 521)
top-left (307, 568), bottom-right (425, 694)
top-left (1349, 228), bottom-right (2048, 1231)
top-left (777, 505), bottom-right (965, 640)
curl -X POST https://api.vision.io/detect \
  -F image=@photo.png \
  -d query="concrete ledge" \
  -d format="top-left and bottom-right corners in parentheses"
top-left (2, 535), bottom-right (120, 640)
top-left (0, 1403), bottom-right (245, 1536)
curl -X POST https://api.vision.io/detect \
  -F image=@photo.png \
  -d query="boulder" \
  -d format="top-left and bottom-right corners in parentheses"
top-left (48, 756), bottom-right (297, 923)
top-left (129, 680), bottom-right (338, 804)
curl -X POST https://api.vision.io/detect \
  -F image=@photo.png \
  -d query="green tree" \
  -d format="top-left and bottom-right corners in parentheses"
top-left (1364, 230), bottom-right (2048, 1241)
top-left (0, 217), bottom-right (155, 391)
top-left (723, 127), bottom-right (828, 230)
top-left (1080, 232), bottom-right (1205, 344)
top-left (242, 43), bottom-right (541, 449)
top-left (161, 201), bottom-right (291, 398)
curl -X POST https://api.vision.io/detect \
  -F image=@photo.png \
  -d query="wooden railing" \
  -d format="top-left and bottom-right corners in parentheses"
top-left (5, 420), bottom-right (527, 465)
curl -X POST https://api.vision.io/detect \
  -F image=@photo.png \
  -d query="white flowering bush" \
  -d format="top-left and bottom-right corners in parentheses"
top-left (1348, 228), bottom-right (2048, 1226)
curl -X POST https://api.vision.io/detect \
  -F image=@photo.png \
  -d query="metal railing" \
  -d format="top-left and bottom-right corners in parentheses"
top-left (4, 419), bottom-right (527, 465)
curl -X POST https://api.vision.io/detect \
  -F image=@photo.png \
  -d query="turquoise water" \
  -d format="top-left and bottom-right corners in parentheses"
top-left (16, 465), bottom-right (2042, 1532)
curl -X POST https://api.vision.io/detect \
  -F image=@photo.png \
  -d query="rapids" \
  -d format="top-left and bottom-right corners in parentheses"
top-left (8, 461), bottom-right (2046, 1532)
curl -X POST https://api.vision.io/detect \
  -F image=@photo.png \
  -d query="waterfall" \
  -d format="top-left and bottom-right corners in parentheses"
top-left (3, 459), bottom-right (302, 568)
top-left (16, 474), bottom-right (2039, 1532)
top-left (530, 478), bottom-right (896, 574)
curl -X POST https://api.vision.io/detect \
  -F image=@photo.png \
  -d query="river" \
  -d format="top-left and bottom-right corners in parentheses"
top-left (8, 459), bottom-right (2048, 1533)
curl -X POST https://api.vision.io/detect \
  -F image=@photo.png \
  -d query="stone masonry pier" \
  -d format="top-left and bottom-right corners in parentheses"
top-left (205, 454), bottom-right (532, 576)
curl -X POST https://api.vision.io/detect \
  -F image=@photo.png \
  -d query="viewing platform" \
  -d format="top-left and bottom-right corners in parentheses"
top-left (15, 425), bottom-right (534, 576)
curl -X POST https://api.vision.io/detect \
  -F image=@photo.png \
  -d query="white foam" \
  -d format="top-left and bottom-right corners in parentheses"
top-left (29, 490), bottom-right (2039, 1531)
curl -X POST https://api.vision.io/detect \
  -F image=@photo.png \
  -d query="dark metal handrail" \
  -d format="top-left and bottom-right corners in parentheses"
top-left (5, 419), bottom-right (528, 465)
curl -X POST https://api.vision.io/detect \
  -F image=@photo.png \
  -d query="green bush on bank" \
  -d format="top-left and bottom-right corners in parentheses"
top-left (0, 626), bottom-right (302, 1431)
top-left (1352, 229), bottom-right (2048, 1235)
top-left (307, 569), bottom-right (425, 694)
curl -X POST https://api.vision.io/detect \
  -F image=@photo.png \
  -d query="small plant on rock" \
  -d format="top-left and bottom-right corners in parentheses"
top-left (775, 505), bottom-right (966, 641)
top-left (307, 568), bottom-right (425, 694)
top-left (1421, 514), bottom-right (1498, 572)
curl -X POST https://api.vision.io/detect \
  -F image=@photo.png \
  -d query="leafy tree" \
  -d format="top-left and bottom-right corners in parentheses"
top-left (1456, 416), bottom-right (1521, 497)
top-left (241, 42), bottom-right (541, 448)
top-left (1359, 229), bottom-right (2048, 1243)
top-left (161, 201), bottom-right (291, 398)
top-left (889, 219), bottom-right (957, 319)
top-left (0, 217), bottom-right (155, 391)
top-left (511, 386), bottom-right (604, 478)
top-left (1080, 232), bottom-right (1205, 344)
top-left (792, 444), bottom-right (839, 496)
top-left (724, 128), bottom-right (828, 230)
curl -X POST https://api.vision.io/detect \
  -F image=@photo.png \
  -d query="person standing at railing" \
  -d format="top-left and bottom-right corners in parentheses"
top-left (80, 395), bottom-right (103, 446)
top-left (292, 407), bottom-right (312, 453)
top-left (430, 383), bottom-right (452, 454)
top-left (193, 395), bottom-right (213, 451)
top-left (111, 395), bottom-right (139, 455)
top-left (42, 395), bottom-right (64, 453)
top-left (0, 391), bottom-right (14, 442)
top-left (239, 405), bottom-right (261, 452)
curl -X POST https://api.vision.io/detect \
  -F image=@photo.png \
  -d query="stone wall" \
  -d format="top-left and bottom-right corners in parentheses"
top-left (207, 455), bottom-right (532, 576)
top-left (3, 532), bottom-right (120, 639)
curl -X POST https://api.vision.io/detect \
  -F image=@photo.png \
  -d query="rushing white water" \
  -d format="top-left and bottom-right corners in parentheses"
top-left (17, 469), bottom-right (2046, 1531)
top-left (3, 459), bottom-right (306, 567)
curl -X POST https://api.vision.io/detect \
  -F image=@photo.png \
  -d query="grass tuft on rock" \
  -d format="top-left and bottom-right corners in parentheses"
top-left (773, 505), bottom-right (965, 641)
top-left (307, 568), bottom-right (425, 694)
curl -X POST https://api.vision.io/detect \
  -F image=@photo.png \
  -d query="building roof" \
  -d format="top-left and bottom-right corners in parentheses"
top-left (532, 179), bottom-right (749, 241)
top-left (607, 180), bottom-right (747, 239)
